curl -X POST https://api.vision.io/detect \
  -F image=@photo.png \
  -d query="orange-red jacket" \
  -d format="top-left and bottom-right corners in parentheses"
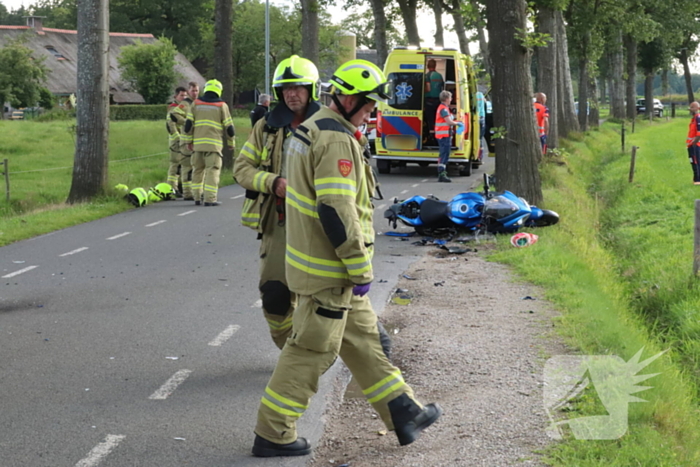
top-left (534, 102), bottom-right (548, 136)
top-left (435, 103), bottom-right (452, 139)
top-left (687, 114), bottom-right (700, 147)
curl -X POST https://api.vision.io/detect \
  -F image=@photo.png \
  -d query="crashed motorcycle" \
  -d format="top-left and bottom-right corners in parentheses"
top-left (384, 174), bottom-right (559, 236)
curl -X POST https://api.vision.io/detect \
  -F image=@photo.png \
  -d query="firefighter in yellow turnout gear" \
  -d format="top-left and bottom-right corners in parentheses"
top-left (233, 56), bottom-right (323, 348)
top-left (252, 60), bottom-right (442, 458)
top-left (170, 82), bottom-right (199, 200)
top-left (166, 87), bottom-right (187, 193)
top-left (183, 79), bottom-right (235, 206)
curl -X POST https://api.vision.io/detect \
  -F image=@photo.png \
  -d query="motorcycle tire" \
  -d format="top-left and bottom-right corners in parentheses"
top-left (531, 210), bottom-right (559, 227)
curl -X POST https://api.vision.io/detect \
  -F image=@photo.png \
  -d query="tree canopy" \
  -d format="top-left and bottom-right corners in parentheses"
top-left (117, 38), bottom-right (179, 104)
top-left (0, 36), bottom-right (49, 108)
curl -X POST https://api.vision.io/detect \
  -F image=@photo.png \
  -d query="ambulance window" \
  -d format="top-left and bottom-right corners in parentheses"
top-left (386, 72), bottom-right (423, 110)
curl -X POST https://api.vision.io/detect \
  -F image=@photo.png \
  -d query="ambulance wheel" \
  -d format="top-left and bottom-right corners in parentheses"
top-left (418, 162), bottom-right (430, 168)
top-left (459, 163), bottom-right (472, 177)
top-left (377, 159), bottom-right (391, 174)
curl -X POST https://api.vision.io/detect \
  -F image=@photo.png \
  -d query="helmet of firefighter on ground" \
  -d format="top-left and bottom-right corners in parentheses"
top-left (203, 79), bottom-right (223, 97)
top-left (114, 183), bottom-right (129, 195)
top-left (127, 187), bottom-right (148, 207)
top-left (272, 55), bottom-right (321, 102)
top-left (152, 182), bottom-right (176, 201)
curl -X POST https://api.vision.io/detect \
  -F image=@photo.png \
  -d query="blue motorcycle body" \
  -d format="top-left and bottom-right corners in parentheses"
top-left (384, 188), bottom-right (558, 235)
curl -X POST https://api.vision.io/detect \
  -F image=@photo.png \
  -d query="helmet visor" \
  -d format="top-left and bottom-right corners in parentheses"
top-left (366, 80), bottom-right (393, 103)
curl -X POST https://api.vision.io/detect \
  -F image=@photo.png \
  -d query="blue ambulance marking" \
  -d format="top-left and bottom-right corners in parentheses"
top-left (399, 64), bottom-right (420, 69)
top-left (395, 82), bottom-right (413, 100)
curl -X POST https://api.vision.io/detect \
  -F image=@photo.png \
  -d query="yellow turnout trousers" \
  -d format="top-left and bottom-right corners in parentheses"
top-left (191, 151), bottom-right (221, 203)
top-left (255, 287), bottom-right (420, 444)
top-left (178, 146), bottom-right (193, 198)
top-left (167, 149), bottom-right (181, 189)
top-left (259, 209), bottom-right (296, 349)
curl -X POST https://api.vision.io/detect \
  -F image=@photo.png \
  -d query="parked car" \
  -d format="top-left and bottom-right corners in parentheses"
top-left (11, 110), bottom-right (24, 120)
top-left (636, 98), bottom-right (663, 117)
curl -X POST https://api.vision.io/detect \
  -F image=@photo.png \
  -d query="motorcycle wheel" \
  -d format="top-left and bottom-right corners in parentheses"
top-left (531, 210), bottom-right (559, 227)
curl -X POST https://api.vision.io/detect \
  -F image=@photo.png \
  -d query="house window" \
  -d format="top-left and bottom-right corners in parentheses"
top-left (45, 46), bottom-right (66, 60)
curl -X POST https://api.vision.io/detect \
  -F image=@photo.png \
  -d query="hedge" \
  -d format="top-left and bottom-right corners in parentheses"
top-left (110, 104), bottom-right (168, 121)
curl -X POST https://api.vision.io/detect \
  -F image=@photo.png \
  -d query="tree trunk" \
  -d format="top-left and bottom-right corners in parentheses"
top-left (536, 6), bottom-right (557, 149)
top-left (588, 75), bottom-right (599, 128)
top-left (67, 0), bottom-right (109, 203)
top-left (486, 0), bottom-right (542, 206)
top-left (680, 48), bottom-right (695, 103)
top-left (300, 0), bottom-right (319, 64)
top-left (610, 31), bottom-right (625, 119)
top-left (555, 10), bottom-right (578, 137)
top-left (431, 0), bottom-right (444, 47)
top-left (370, 0), bottom-right (389, 67)
top-left (396, 0), bottom-right (421, 47)
top-left (449, 0), bottom-right (469, 55)
top-left (624, 34), bottom-right (637, 120)
top-left (578, 55), bottom-right (589, 131)
top-left (215, 0), bottom-right (234, 171)
top-left (644, 71), bottom-right (654, 119)
top-left (475, 16), bottom-right (490, 75)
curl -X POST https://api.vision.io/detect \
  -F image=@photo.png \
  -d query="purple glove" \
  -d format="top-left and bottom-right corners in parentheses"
top-left (352, 283), bottom-right (371, 297)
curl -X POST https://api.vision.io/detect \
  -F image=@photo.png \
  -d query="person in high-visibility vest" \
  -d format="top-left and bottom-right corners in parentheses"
top-left (170, 82), bottom-right (200, 200)
top-left (251, 59), bottom-right (442, 458)
top-left (686, 101), bottom-right (700, 185)
top-left (534, 92), bottom-right (549, 155)
top-left (435, 90), bottom-right (461, 183)
top-left (183, 79), bottom-right (235, 206)
top-left (166, 87), bottom-right (188, 194)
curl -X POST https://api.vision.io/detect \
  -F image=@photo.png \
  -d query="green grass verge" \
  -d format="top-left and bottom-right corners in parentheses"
top-left (0, 118), bottom-right (250, 246)
top-left (488, 121), bottom-right (700, 465)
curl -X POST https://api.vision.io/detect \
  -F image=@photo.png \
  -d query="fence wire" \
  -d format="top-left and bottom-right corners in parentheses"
top-left (7, 151), bottom-right (168, 175)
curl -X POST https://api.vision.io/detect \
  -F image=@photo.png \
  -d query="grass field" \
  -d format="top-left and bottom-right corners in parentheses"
top-left (0, 118), bottom-right (251, 246)
top-left (489, 119), bottom-right (700, 465)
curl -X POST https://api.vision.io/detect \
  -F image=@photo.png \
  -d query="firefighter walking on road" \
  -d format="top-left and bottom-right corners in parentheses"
top-left (251, 59), bottom-right (442, 458)
top-left (233, 55), bottom-right (323, 348)
top-left (183, 79), bottom-right (235, 206)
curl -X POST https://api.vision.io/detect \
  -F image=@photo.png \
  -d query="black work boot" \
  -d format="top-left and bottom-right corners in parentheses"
top-left (438, 171), bottom-right (452, 183)
top-left (388, 394), bottom-right (443, 446)
top-left (251, 434), bottom-right (311, 457)
top-left (204, 201), bottom-right (221, 206)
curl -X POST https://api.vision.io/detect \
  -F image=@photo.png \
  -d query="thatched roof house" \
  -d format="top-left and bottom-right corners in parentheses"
top-left (0, 16), bottom-right (205, 104)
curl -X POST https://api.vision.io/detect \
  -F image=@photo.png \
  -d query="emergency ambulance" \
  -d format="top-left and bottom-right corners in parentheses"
top-left (374, 47), bottom-right (481, 176)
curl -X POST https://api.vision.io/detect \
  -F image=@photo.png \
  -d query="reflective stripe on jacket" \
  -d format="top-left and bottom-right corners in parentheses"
top-left (285, 107), bottom-right (375, 295)
top-left (435, 103), bottom-right (451, 139)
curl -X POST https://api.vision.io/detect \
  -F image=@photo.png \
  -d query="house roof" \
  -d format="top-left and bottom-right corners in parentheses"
top-left (0, 24), bottom-right (205, 102)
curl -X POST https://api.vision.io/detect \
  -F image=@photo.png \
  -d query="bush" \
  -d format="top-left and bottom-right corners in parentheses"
top-left (110, 104), bottom-right (168, 121)
top-left (117, 38), bottom-right (178, 105)
top-left (34, 108), bottom-right (76, 122)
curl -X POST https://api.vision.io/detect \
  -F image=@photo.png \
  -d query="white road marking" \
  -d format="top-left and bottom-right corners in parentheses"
top-left (400, 190), bottom-right (408, 194)
top-left (59, 247), bottom-right (89, 257)
top-left (149, 369), bottom-right (192, 400)
top-left (2, 265), bottom-right (38, 278)
top-left (208, 325), bottom-right (241, 346)
top-left (106, 232), bottom-right (131, 241)
top-left (178, 210), bottom-right (196, 217)
top-left (376, 204), bottom-right (386, 210)
top-left (74, 434), bottom-right (126, 467)
top-left (411, 184), bottom-right (419, 188)
top-left (252, 299), bottom-right (262, 308)
top-left (421, 179), bottom-right (429, 182)
top-left (145, 220), bottom-right (167, 227)
top-left (231, 194), bottom-right (244, 200)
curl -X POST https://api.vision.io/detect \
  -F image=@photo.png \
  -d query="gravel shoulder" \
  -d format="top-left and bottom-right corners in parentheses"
top-left (308, 244), bottom-right (571, 467)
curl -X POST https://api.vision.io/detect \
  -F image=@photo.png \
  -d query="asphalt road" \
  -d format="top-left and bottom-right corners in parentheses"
top-left (0, 156), bottom-right (493, 467)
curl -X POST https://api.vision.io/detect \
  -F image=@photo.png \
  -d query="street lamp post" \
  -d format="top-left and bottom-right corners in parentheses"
top-left (265, 0), bottom-right (270, 96)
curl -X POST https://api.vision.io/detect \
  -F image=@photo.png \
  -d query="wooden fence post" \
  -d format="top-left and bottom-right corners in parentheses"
top-left (621, 122), bottom-right (625, 152)
top-left (694, 200), bottom-right (700, 276)
top-left (629, 146), bottom-right (638, 183)
top-left (1, 159), bottom-right (8, 201)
